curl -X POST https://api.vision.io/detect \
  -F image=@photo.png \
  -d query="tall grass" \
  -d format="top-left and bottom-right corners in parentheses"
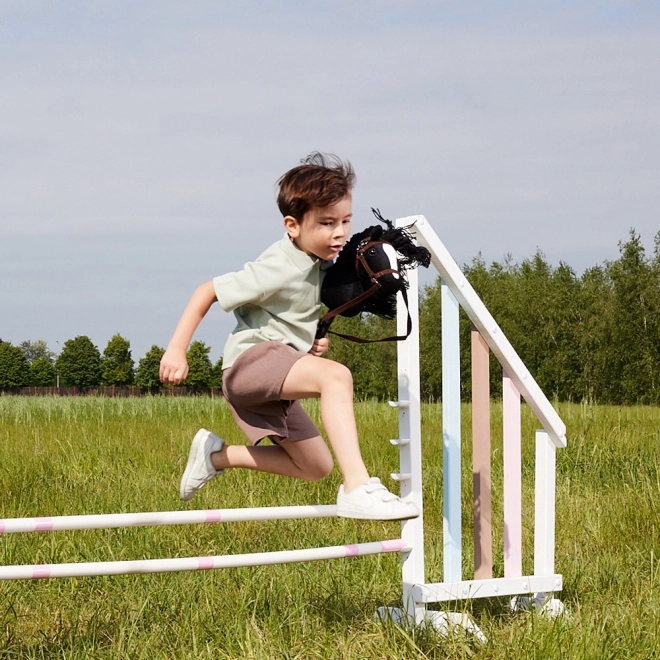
top-left (0, 396), bottom-right (659, 658)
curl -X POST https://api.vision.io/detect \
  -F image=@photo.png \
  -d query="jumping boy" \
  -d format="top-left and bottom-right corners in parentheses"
top-left (159, 152), bottom-right (419, 520)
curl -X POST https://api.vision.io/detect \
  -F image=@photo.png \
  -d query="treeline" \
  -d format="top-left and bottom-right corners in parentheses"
top-left (0, 337), bottom-right (222, 394)
top-left (2, 229), bottom-right (658, 404)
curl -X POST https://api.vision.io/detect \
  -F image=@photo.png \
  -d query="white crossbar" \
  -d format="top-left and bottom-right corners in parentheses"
top-left (0, 505), bottom-right (338, 534)
top-left (0, 539), bottom-right (407, 581)
top-left (413, 574), bottom-right (563, 603)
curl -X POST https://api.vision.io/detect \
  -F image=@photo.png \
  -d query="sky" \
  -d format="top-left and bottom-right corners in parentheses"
top-left (1, 1), bottom-right (659, 363)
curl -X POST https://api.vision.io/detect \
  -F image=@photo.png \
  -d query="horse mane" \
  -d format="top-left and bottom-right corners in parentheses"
top-left (321, 209), bottom-right (431, 320)
top-left (371, 208), bottom-right (432, 272)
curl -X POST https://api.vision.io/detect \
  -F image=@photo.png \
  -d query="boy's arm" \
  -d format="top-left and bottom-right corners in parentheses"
top-left (159, 280), bottom-right (217, 385)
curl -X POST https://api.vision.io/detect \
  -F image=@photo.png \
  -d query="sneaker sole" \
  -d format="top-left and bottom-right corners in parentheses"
top-left (180, 429), bottom-right (211, 501)
top-left (336, 506), bottom-right (420, 521)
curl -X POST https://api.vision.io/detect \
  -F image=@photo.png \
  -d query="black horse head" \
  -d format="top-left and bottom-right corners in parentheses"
top-left (320, 209), bottom-right (431, 322)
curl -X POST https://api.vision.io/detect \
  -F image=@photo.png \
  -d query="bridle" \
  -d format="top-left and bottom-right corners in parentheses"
top-left (316, 236), bottom-right (413, 343)
top-left (358, 238), bottom-right (402, 283)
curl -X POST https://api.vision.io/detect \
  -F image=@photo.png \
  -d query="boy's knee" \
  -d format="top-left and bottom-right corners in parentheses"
top-left (325, 361), bottom-right (353, 389)
top-left (304, 456), bottom-right (334, 481)
top-left (297, 447), bottom-right (334, 481)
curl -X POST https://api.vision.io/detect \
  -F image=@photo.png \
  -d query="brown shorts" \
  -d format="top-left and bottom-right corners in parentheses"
top-left (222, 342), bottom-right (321, 445)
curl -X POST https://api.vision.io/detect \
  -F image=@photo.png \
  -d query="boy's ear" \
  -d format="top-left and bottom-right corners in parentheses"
top-left (283, 215), bottom-right (300, 238)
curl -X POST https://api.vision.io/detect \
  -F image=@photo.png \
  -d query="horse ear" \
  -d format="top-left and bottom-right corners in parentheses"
top-left (359, 224), bottom-right (382, 241)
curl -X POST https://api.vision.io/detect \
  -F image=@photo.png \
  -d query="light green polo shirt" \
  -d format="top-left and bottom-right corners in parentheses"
top-left (214, 233), bottom-right (329, 369)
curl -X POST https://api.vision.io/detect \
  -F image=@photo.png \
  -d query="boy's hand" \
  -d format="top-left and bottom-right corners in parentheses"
top-left (308, 338), bottom-right (329, 357)
top-left (160, 348), bottom-right (189, 385)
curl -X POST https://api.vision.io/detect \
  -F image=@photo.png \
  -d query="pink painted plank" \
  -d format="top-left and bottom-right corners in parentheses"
top-left (503, 371), bottom-right (522, 577)
top-left (471, 327), bottom-right (492, 579)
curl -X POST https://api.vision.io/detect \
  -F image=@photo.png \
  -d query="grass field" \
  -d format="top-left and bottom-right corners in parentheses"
top-left (1, 396), bottom-right (659, 659)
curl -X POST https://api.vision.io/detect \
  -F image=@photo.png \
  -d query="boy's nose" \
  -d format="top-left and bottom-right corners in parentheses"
top-left (333, 224), bottom-right (347, 239)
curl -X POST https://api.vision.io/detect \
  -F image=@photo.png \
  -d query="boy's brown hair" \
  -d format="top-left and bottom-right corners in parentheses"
top-left (277, 152), bottom-right (355, 221)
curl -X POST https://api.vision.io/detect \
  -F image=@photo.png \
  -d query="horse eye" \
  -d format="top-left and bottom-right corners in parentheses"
top-left (368, 248), bottom-right (377, 256)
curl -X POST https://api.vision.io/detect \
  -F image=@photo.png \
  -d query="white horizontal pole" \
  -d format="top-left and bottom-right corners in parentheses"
top-left (0, 504), bottom-right (338, 534)
top-left (0, 539), bottom-right (408, 581)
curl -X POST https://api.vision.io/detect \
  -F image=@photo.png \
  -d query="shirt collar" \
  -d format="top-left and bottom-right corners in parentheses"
top-left (280, 232), bottom-right (321, 270)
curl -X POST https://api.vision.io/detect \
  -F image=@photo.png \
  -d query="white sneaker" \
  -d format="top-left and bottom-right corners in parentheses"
top-left (180, 429), bottom-right (225, 501)
top-left (336, 477), bottom-right (419, 520)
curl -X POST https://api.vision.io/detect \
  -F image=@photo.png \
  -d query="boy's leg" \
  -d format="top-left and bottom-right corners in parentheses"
top-left (181, 430), bottom-right (334, 500)
top-left (278, 355), bottom-right (371, 492)
top-left (279, 354), bottom-right (419, 519)
top-left (213, 435), bottom-right (334, 481)
top-left (208, 354), bottom-right (369, 490)
top-left (181, 350), bottom-right (418, 517)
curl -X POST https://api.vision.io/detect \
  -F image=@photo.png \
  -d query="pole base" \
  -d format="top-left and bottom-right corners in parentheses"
top-left (510, 592), bottom-right (566, 618)
top-left (376, 606), bottom-right (488, 643)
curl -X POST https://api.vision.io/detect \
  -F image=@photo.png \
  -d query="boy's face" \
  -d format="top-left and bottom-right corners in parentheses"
top-left (284, 195), bottom-right (352, 261)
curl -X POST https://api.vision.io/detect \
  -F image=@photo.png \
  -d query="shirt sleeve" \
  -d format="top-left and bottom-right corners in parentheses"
top-left (213, 248), bottom-right (292, 313)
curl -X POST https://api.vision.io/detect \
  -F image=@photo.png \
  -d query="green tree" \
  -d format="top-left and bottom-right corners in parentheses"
top-left (576, 265), bottom-right (613, 402)
top-left (0, 342), bottom-right (30, 389)
top-left (461, 251), bottom-right (588, 403)
top-left (184, 341), bottom-right (213, 392)
top-left (505, 253), bottom-right (583, 401)
top-left (419, 277), bottom-right (441, 400)
top-left (101, 334), bottom-right (135, 386)
top-left (135, 345), bottom-right (165, 392)
top-left (210, 357), bottom-right (224, 389)
top-left (607, 230), bottom-right (660, 403)
top-left (28, 356), bottom-right (57, 386)
top-left (55, 336), bottom-right (102, 388)
top-left (19, 339), bottom-right (56, 364)
top-left (542, 262), bottom-right (586, 401)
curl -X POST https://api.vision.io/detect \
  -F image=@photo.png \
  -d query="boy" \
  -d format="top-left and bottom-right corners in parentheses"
top-left (159, 152), bottom-right (419, 520)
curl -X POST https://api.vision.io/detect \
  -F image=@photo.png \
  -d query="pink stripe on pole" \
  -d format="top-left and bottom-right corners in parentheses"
top-left (35, 518), bottom-right (54, 531)
top-left (32, 566), bottom-right (51, 579)
top-left (380, 539), bottom-right (406, 552)
top-left (205, 510), bottom-right (222, 523)
top-left (197, 557), bottom-right (215, 570)
top-left (0, 522), bottom-right (5, 533)
top-left (345, 544), bottom-right (359, 557)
